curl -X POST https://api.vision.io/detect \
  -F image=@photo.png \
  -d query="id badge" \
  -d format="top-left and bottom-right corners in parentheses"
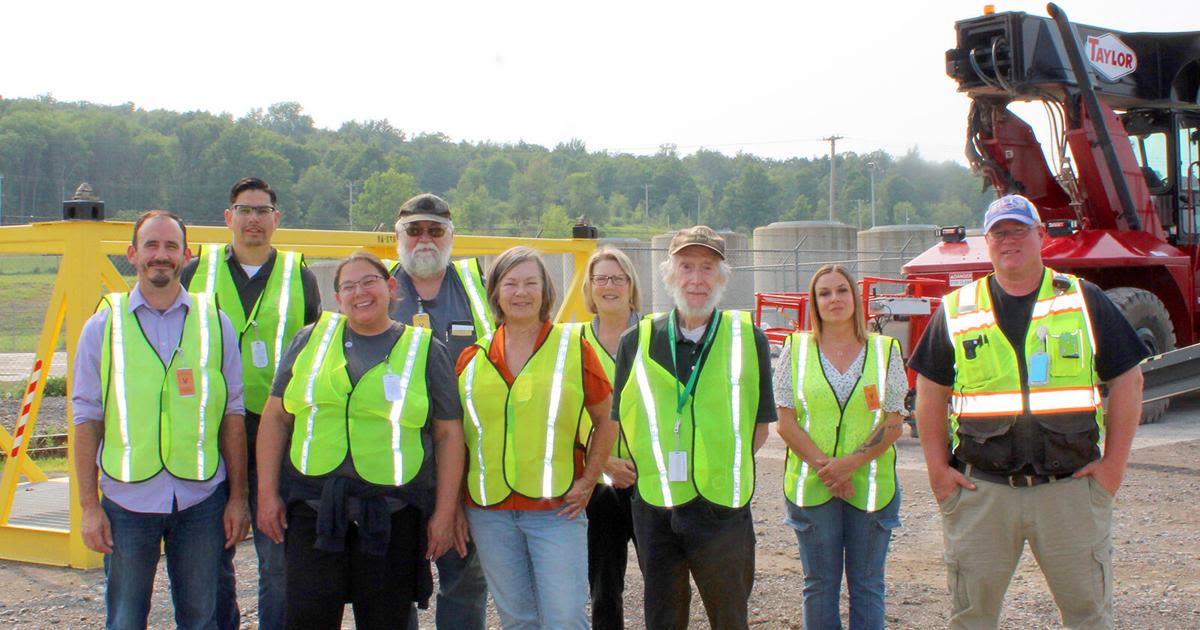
top-left (176, 368), bottom-right (196, 397)
top-left (250, 340), bottom-right (270, 368)
top-left (668, 451), bottom-right (688, 482)
top-left (863, 383), bottom-right (880, 411)
top-left (1029, 352), bottom-right (1050, 385)
top-left (1059, 331), bottom-right (1081, 358)
top-left (383, 373), bottom-right (403, 401)
top-left (412, 312), bottom-right (431, 329)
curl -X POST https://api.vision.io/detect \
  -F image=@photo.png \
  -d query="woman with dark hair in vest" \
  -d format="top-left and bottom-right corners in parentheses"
top-left (255, 251), bottom-right (467, 629)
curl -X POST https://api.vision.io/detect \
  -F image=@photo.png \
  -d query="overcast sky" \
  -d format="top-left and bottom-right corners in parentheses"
top-left (5, 1), bottom-right (1193, 164)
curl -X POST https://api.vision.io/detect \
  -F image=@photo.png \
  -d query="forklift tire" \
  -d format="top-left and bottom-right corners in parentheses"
top-left (1105, 287), bottom-right (1175, 424)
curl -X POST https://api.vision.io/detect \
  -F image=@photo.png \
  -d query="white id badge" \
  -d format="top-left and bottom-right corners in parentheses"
top-left (383, 373), bottom-right (403, 401)
top-left (668, 451), bottom-right (688, 482)
top-left (250, 340), bottom-right (270, 368)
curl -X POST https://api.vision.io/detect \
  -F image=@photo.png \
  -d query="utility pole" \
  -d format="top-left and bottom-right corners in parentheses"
top-left (855, 199), bottom-right (865, 230)
top-left (696, 193), bottom-right (701, 226)
top-left (346, 181), bottom-right (355, 230)
top-left (643, 184), bottom-right (651, 220)
top-left (824, 135), bottom-right (843, 221)
top-left (867, 161), bottom-right (879, 228)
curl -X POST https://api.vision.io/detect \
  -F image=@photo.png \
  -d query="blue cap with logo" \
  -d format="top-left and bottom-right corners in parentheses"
top-left (983, 195), bottom-right (1041, 232)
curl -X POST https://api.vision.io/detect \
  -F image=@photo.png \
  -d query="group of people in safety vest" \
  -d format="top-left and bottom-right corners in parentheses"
top-left (73, 179), bottom-right (1145, 630)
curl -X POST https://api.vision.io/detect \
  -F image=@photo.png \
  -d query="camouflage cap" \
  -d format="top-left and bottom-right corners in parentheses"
top-left (668, 225), bottom-right (725, 259)
top-left (397, 193), bottom-right (451, 225)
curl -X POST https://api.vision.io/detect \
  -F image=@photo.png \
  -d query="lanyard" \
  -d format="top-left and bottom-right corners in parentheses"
top-left (667, 310), bottom-right (720, 444)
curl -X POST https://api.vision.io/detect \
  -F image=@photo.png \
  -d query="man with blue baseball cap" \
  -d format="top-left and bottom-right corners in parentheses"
top-left (909, 194), bottom-right (1148, 628)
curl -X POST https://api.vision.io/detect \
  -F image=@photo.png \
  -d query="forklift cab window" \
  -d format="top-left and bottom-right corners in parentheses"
top-left (1129, 131), bottom-right (1170, 193)
top-left (1182, 122), bottom-right (1200, 236)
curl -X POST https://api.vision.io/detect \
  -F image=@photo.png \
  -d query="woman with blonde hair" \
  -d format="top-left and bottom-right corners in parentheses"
top-left (455, 246), bottom-right (618, 629)
top-left (773, 264), bottom-right (906, 629)
top-left (580, 246), bottom-right (642, 629)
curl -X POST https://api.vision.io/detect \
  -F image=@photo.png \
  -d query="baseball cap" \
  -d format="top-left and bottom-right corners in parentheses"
top-left (669, 225), bottom-right (725, 259)
top-left (983, 195), bottom-right (1041, 232)
top-left (397, 193), bottom-right (452, 225)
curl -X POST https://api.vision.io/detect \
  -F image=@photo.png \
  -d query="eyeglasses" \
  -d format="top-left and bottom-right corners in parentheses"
top-left (336, 274), bottom-right (385, 294)
top-left (591, 274), bottom-right (630, 287)
top-left (985, 225), bottom-right (1037, 242)
top-left (231, 204), bottom-right (277, 217)
top-left (404, 225), bottom-right (447, 238)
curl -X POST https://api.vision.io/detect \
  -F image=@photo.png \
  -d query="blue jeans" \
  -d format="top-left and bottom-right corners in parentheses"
top-left (217, 464), bottom-right (286, 630)
top-left (407, 541), bottom-right (489, 630)
top-left (785, 489), bottom-right (901, 630)
top-left (102, 484), bottom-right (228, 630)
top-left (466, 507), bottom-right (588, 630)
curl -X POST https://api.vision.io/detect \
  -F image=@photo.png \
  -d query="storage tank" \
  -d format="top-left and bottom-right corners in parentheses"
top-left (857, 224), bottom-right (939, 293)
top-left (650, 230), bottom-right (751, 315)
top-left (752, 221), bottom-right (858, 330)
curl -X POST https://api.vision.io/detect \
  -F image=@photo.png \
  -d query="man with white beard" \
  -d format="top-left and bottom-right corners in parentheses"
top-left (610, 226), bottom-right (776, 630)
top-left (386, 193), bottom-right (492, 630)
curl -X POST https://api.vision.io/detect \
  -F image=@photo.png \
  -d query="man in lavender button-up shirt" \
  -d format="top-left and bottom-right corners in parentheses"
top-left (72, 211), bottom-right (249, 630)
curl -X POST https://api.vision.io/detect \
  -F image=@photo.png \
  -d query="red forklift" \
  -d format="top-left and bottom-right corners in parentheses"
top-left (758, 4), bottom-right (1200, 424)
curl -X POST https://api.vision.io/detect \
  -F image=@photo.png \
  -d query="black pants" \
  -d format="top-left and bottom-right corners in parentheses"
top-left (284, 503), bottom-right (419, 630)
top-left (586, 484), bottom-right (637, 630)
top-left (631, 494), bottom-right (756, 630)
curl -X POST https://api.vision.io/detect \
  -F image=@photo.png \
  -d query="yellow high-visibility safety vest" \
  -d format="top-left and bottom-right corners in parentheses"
top-left (579, 321), bottom-right (630, 460)
top-left (194, 244), bottom-right (305, 414)
top-left (619, 311), bottom-right (759, 509)
top-left (384, 258), bottom-right (494, 338)
top-left (282, 313), bottom-right (431, 486)
top-left (458, 323), bottom-right (586, 506)
top-left (943, 268), bottom-right (1102, 451)
top-left (99, 292), bottom-right (228, 483)
top-left (783, 332), bottom-right (898, 511)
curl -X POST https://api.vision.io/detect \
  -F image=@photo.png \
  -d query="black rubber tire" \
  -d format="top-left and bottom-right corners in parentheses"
top-left (1105, 287), bottom-right (1175, 424)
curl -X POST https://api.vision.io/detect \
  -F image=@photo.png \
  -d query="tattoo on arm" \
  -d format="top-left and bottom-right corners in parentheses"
top-left (853, 423), bottom-right (888, 455)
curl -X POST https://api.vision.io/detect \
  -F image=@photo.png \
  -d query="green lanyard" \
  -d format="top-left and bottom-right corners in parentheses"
top-left (667, 310), bottom-right (720, 447)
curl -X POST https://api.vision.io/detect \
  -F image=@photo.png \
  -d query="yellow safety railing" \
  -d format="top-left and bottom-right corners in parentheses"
top-left (0, 220), bottom-right (597, 568)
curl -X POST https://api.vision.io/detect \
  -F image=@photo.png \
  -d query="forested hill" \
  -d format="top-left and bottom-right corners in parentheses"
top-left (0, 97), bottom-right (992, 236)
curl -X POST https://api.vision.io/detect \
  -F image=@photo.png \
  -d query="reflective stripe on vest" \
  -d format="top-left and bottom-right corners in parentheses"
top-left (620, 311), bottom-right (759, 509)
top-left (458, 323), bottom-right (586, 505)
top-left (455, 259), bottom-right (494, 337)
top-left (944, 269), bottom-right (1102, 450)
top-left (194, 244), bottom-right (305, 414)
top-left (99, 292), bottom-right (227, 482)
top-left (783, 331), bottom-right (897, 511)
top-left (282, 313), bottom-right (430, 486)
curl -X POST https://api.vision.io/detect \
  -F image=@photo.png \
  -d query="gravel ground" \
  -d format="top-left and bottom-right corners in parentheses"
top-left (2, 397), bottom-right (1199, 628)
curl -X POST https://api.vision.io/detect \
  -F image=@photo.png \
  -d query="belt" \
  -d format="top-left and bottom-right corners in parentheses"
top-left (954, 461), bottom-right (1074, 488)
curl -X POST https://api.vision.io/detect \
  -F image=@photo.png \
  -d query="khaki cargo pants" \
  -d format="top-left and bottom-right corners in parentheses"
top-left (939, 475), bottom-right (1114, 629)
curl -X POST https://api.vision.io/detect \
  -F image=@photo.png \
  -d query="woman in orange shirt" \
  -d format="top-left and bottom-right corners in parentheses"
top-left (456, 246), bottom-right (617, 629)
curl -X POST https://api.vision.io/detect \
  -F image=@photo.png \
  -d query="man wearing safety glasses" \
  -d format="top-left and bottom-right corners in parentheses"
top-left (182, 177), bottom-right (323, 630)
top-left (384, 192), bottom-right (492, 630)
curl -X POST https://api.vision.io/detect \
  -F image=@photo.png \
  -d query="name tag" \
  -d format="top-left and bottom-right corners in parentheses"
top-left (668, 451), bottom-right (688, 482)
top-left (1029, 352), bottom-right (1049, 385)
top-left (450, 323), bottom-right (474, 337)
top-left (250, 340), bottom-right (270, 368)
top-left (863, 383), bottom-right (880, 411)
top-left (383, 373), bottom-right (403, 402)
top-left (176, 368), bottom-right (195, 397)
top-left (412, 313), bottom-right (431, 329)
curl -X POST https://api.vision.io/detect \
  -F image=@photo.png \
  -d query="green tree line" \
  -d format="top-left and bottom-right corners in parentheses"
top-left (0, 96), bottom-right (992, 236)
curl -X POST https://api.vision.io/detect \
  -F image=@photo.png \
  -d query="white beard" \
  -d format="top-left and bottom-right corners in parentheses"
top-left (398, 242), bottom-right (451, 279)
top-left (670, 282), bottom-right (725, 321)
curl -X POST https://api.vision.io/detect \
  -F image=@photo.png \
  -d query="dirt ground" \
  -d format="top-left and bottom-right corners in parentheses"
top-left (2, 396), bottom-right (1199, 629)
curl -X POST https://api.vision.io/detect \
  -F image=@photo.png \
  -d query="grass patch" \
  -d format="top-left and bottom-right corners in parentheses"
top-left (0, 455), bottom-right (70, 475)
top-left (0, 376), bottom-right (68, 399)
top-left (0, 272), bottom-right (60, 352)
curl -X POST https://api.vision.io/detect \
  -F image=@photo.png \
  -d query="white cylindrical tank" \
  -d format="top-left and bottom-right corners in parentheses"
top-left (752, 221), bottom-right (857, 328)
top-left (857, 225), bottom-right (939, 293)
